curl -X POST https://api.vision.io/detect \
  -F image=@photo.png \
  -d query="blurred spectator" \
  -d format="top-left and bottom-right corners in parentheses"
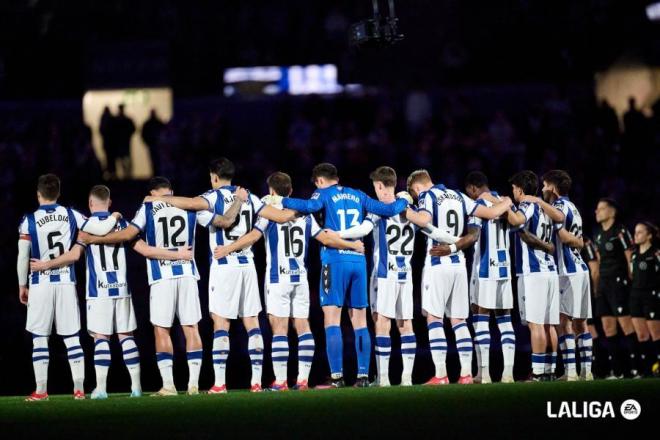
top-left (115, 104), bottom-right (136, 179)
top-left (142, 109), bottom-right (166, 176)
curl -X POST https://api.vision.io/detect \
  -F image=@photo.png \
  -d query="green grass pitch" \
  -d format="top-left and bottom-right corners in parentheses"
top-left (1, 380), bottom-right (657, 438)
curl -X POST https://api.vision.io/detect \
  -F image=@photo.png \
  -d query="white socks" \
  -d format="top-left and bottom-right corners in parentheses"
top-left (63, 334), bottom-right (85, 392)
top-left (32, 335), bottom-right (49, 394)
top-left (212, 330), bottom-right (230, 387)
top-left (93, 339), bottom-right (111, 393)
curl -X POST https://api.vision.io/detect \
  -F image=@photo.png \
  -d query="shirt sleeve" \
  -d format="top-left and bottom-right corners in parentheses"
top-left (199, 190), bottom-right (216, 211)
top-left (281, 191), bottom-right (324, 214)
top-left (308, 215), bottom-right (322, 238)
top-left (417, 191), bottom-right (433, 216)
top-left (196, 210), bottom-right (215, 228)
top-left (365, 213), bottom-right (379, 224)
top-left (71, 209), bottom-right (87, 228)
top-left (130, 204), bottom-right (147, 232)
top-left (251, 193), bottom-right (265, 216)
top-left (512, 202), bottom-right (535, 232)
top-left (363, 192), bottom-right (408, 217)
top-left (460, 192), bottom-right (478, 216)
top-left (254, 216), bottom-right (270, 233)
top-left (18, 215), bottom-right (30, 238)
top-left (619, 226), bottom-right (633, 250)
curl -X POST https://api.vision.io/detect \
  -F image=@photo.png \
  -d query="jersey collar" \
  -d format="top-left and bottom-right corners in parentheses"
top-left (490, 190), bottom-right (499, 197)
top-left (433, 183), bottom-right (447, 190)
top-left (91, 211), bottom-right (110, 217)
top-left (220, 185), bottom-right (236, 192)
top-left (39, 203), bottom-right (59, 210)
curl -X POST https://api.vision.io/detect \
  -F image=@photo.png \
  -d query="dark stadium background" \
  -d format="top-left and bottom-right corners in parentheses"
top-left (0, 0), bottom-right (658, 395)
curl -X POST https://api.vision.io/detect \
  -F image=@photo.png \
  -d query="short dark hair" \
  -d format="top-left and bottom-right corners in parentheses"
top-left (598, 197), bottom-right (619, 212)
top-left (311, 163), bottom-right (338, 183)
top-left (209, 157), bottom-right (235, 180)
top-left (266, 172), bottom-right (293, 197)
top-left (369, 166), bottom-right (397, 187)
top-left (89, 185), bottom-right (111, 201)
top-left (509, 170), bottom-right (538, 196)
top-left (148, 176), bottom-right (172, 192)
top-left (465, 171), bottom-right (489, 188)
top-left (541, 170), bottom-right (572, 195)
top-left (37, 174), bottom-right (60, 200)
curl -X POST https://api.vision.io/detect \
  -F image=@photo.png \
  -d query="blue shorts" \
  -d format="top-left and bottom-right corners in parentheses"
top-left (319, 260), bottom-right (368, 308)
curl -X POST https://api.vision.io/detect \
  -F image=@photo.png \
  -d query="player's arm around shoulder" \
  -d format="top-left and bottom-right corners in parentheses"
top-left (363, 190), bottom-right (409, 218)
top-left (557, 227), bottom-right (584, 249)
top-left (79, 223), bottom-right (140, 245)
top-left (473, 195), bottom-right (513, 220)
top-left (315, 230), bottom-right (365, 254)
top-left (79, 212), bottom-right (122, 236)
top-left (212, 187), bottom-right (249, 228)
top-left (144, 194), bottom-right (209, 211)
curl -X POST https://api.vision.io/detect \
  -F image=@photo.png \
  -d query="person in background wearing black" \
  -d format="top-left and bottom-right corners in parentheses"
top-left (114, 104), bottom-right (135, 179)
top-left (593, 198), bottom-right (638, 378)
top-left (100, 106), bottom-right (118, 179)
top-left (581, 238), bottom-right (600, 379)
top-left (142, 109), bottom-right (165, 177)
top-left (630, 221), bottom-right (660, 377)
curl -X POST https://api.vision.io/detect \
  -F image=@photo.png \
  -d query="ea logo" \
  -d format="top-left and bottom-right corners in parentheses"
top-left (620, 399), bottom-right (641, 420)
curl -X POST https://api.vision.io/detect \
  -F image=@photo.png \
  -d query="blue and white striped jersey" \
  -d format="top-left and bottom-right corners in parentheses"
top-left (513, 202), bottom-right (557, 275)
top-left (131, 201), bottom-right (199, 285)
top-left (368, 212), bottom-right (416, 282)
top-left (254, 211), bottom-right (322, 285)
top-left (199, 186), bottom-right (264, 266)
top-left (552, 197), bottom-right (588, 276)
top-left (19, 204), bottom-right (86, 285)
top-left (469, 193), bottom-right (511, 280)
top-left (81, 213), bottom-right (130, 299)
top-left (417, 184), bottom-right (479, 266)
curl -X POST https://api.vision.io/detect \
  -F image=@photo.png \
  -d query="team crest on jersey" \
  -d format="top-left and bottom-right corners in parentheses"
top-left (639, 261), bottom-right (648, 271)
top-left (605, 242), bottom-right (614, 251)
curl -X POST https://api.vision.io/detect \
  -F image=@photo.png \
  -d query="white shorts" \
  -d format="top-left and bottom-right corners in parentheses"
top-left (559, 273), bottom-right (592, 320)
top-left (209, 264), bottom-right (262, 319)
top-left (370, 275), bottom-right (413, 320)
top-left (26, 283), bottom-right (81, 336)
top-left (470, 278), bottom-right (514, 310)
top-left (87, 297), bottom-right (137, 336)
top-left (422, 265), bottom-right (469, 319)
top-left (149, 277), bottom-right (201, 327)
top-left (266, 282), bottom-right (310, 319)
top-left (517, 273), bottom-right (560, 325)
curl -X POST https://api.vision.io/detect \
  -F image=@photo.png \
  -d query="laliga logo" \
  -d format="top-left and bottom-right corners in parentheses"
top-left (546, 399), bottom-right (641, 420)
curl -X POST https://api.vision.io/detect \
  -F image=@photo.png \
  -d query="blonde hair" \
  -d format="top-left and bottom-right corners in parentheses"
top-left (406, 169), bottom-right (432, 191)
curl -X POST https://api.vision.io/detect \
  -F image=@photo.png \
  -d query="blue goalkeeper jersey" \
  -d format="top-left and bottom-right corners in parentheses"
top-left (282, 184), bottom-right (408, 263)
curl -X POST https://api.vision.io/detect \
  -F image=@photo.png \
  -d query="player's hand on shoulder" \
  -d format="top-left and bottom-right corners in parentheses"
top-left (213, 245), bottom-right (230, 259)
top-left (429, 244), bottom-right (451, 257)
top-left (396, 191), bottom-right (413, 205)
top-left (519, 195), bottom-right (538, 204)
top-left (30, 258), bottom-right (49, 272)
top-left (234, 186), bottom-right (249, 202)
top-left (18, 285), bottom-right (29, 305)
top-left (353, 240), bottom-right (365, 254)
top-left (111, 211), bottom-right (123, 219)
top-left (262, 194), bottom-right (283, 206)
top-left (178, 246), bottom-right (194, 261)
